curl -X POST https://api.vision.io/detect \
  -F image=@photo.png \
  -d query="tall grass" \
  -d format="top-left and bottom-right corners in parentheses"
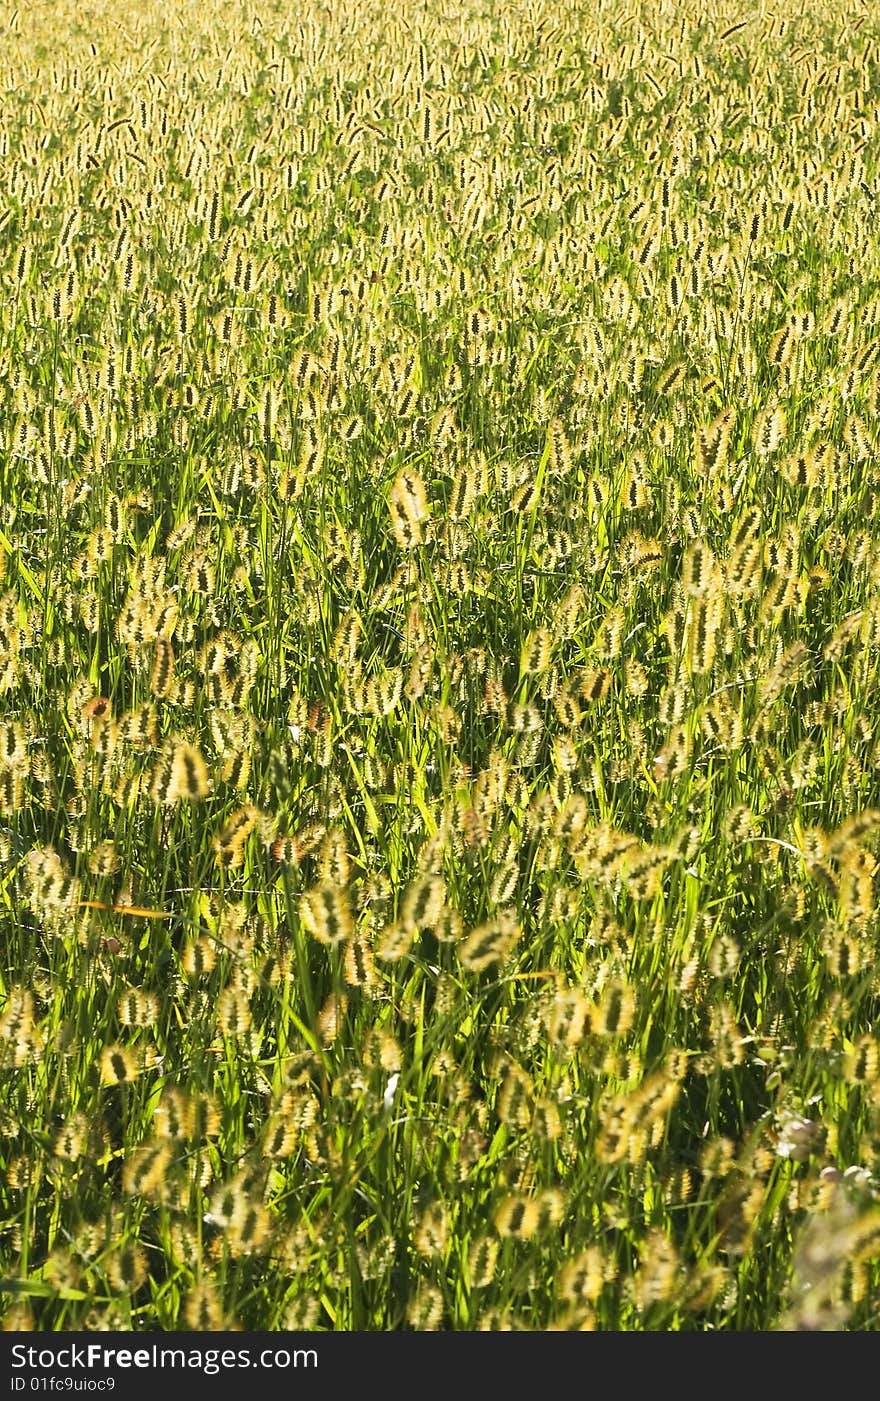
top-left (1, 0), bottom-right (879, 1331)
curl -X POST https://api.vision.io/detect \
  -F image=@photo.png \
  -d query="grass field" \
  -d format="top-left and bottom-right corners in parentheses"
top-left (1, 0), bottom-right (880, 1331)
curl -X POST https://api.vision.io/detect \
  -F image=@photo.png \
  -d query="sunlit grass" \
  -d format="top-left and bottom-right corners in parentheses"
top-left (1, 0), bottom-right (879, 1332)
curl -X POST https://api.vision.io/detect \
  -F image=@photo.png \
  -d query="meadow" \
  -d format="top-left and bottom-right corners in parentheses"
top-left (1, 0), bottom-right (879, 1331)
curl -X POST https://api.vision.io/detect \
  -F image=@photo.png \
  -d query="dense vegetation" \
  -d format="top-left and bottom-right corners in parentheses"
top-left (1, 0), bottom-right (879, 1330)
